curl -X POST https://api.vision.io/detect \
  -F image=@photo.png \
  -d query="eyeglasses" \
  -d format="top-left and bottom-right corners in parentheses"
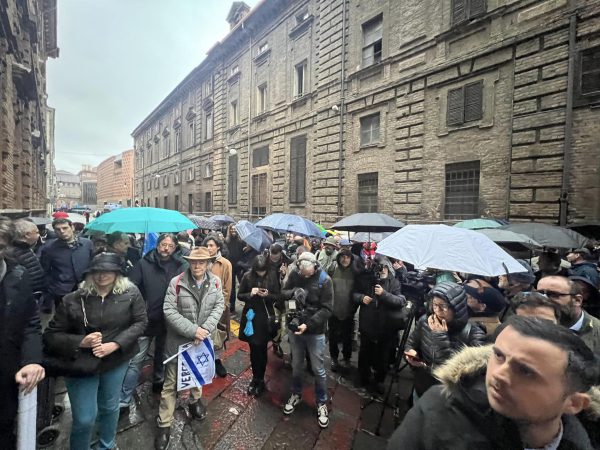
top-left (536, 289), bottom-right (573, 299)
top-left (159, 243), bottom-right (176, 249)
top-left (432, 302), bottom-right (449, 311)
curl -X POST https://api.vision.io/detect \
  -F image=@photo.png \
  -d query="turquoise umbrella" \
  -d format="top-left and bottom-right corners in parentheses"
top-left (84, 207), bottom-right (196, 234)
top-left (453, 218), bottom-right (503, 230)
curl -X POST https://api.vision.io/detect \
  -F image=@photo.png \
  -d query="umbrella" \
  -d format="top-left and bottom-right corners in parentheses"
top-left (567, 222), bottom-right (600, 240)
top-left (84, 207), bottom-right (196, 234)
top-left (210, 214), bottom-right (235, 225)
top-left (235, 220), bottom-right (273, 252)
top-left (188, 215), bottom-right (220, 230)
top-left (352, 231), bottom-right (393, 243)
top-left (255, 213), bottom-right (324, 238)
top-left (501, 223), bottom-right (589, 249)
top-left (332, 213), bottom-right (406, 232)
top-left (66, 213), bottom-right (87, 225)
top-left (26, 216), bottom-right (52, 226)
top-left (453, 218), bottom-right (503, 230)
top-left (376, 224), bottom-right (527, 276)
top-left (474, 228), bottom-right (542, 251)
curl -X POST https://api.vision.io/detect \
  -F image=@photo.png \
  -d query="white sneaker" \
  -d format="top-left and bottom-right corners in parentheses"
top-left (317, 403), bottom-right (329, 428)
top-left (283, 393), bottom-right (302, 415)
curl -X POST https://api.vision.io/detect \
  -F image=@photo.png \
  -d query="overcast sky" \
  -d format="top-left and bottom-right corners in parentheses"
top-left (47, 0), bottom-right (259, 174)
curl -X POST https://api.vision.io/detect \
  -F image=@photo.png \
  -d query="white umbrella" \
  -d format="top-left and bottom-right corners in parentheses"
top-left (376, 224), bottom-right (527, 276)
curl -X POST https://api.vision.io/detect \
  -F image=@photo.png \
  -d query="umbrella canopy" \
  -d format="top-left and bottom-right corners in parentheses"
top-left (255, 213), bottom-right (324, 238)
top-left (66, 213), bottom-right (87, 225)
top-left (453, 218), bottom-right (503, 230)
top-left (352, 231), bottom-right (393, 243)
top-left (376, 224), bottom-right (527, 276)
top-left (188, 215), bottom-right (220, 230)
top-left (501, 223), bottom-right (589, 249)
top-left (475, 228), bottom-right (542, 251)
top-left (27, 216), bottom-right (52, 226)
top-left (235, 220), bottom-right (273, 252)
top-left (209, 214), bottom-right (235, 225)
top-left (567, 222), bottom-right (600, 240)
top-left (332, 213), bottom-right (406, 232)
top-left (84, 207), bottom-right (196, 234)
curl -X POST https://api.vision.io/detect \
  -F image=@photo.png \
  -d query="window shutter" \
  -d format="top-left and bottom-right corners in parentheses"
top-left (290, 135), bottom-right (306, 203)
top-left (447, 87), bottom-right (464, 126)
top-left (452, 0), bottom-right (467, 24)
top-left (469, 0), bottom-right (486, 17)
top-left (464, 81), bottom-right (483, 122)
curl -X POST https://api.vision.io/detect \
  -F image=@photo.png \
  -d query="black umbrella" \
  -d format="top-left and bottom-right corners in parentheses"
top-left (501, 223), bottom-right (589, 249)
top-left (26, 216), bottom-right (53, 226)
top-left (332, 213), bottom-right (406, 232)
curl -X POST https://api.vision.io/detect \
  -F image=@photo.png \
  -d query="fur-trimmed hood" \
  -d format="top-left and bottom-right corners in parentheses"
top-left (434, 344), bottom-right (600, 419)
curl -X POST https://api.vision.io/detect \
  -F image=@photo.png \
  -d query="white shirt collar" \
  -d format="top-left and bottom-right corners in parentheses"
top-left (570, 311), bottom-right (585, 332)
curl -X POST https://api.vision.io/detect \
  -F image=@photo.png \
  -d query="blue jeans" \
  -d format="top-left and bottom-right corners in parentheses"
top-left (65, 363), bottom-right (129, 450)
top-left (119, 335), bottom-right (165, 407)
top-left (288, 332), bottom-right (328, 404)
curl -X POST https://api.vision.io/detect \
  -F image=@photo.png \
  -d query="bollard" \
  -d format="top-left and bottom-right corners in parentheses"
top-left (17, 387), bottom-right (37, 450)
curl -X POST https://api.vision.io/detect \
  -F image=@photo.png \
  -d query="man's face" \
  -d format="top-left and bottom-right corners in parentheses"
top-left (206, 240), bottom-right (219, 257)
top-left (486, 326), bottom-right (573, 425)
top-left (53, 223), bottom-right (75, 242)
top-left (113, 239), bottom-right (130, 255)
top-left (466, 294), bottom-right (486, 313)
top-left (566, 252), bottom-right (579, 263)
top-left (515, 306), bottom-right (558, 324)
top-left (339, 254), bottom-right (351, 268)
top-left (300, 265), bottom-right (315, 279)
top-left (157, 237), bottom-right (176, 259)
top-left (190, 260), bottom-right (208, 280)
top-left (324, 244), bottom-right (335, 255)
top-left (269, 252), bottom-right (281, 263)
top-left (23, 228), bottom-right (40, 246)
top-left (537, 277), bottom-right (580, 326)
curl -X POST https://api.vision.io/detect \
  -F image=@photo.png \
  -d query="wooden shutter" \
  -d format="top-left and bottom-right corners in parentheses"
top-left (464, 81), bottom-right (483, 122)
top-left (447, 87), bottom-right (464, 126)
top-left (469, 0), bottom-right (487, 17)
top-left (452, 0), bottom-right (467, 24)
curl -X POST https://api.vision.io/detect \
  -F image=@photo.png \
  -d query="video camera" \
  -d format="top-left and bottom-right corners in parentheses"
top-left (402, 271), bottom-right (435, 316)
top-left (286, 287), bottom-right (309, 332)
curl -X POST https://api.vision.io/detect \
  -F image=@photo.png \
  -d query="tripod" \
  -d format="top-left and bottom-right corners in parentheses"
top-left (360, 305), bottom-right (417, 437)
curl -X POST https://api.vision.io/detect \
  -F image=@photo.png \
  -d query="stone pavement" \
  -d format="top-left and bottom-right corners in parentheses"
top-left (44, 317), bottom-right (414, 450)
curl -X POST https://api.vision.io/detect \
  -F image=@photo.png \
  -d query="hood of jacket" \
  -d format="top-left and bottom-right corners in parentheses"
top-left (434, 344), bottom-right (600, 420)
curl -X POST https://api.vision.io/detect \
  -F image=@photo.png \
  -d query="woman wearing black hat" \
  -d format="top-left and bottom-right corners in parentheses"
top-left (43, 253), bottom-right (147, 450)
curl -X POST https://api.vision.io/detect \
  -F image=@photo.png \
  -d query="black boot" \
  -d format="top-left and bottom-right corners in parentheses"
top-left (215, 359), bottom-right (227, 378)
top-left (189, 400), bottom-right (207, 421)
top-left (154, 427), bottom-right (170, 450)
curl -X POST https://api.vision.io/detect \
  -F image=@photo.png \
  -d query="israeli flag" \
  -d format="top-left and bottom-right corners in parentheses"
top-left (176, 338), bottom-right (216, 391)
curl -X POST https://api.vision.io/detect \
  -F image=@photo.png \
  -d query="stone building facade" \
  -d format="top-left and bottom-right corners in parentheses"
top-left (0, 0), bottom-right (58, 214)
top-left (96, 150), bottom-right (134, 207)
top-left (79, 164), bottom-right (97, 207)
top-left (55, 169), bottom-right (80, 208)
top-left (133, 0), bottom-right (600, 226)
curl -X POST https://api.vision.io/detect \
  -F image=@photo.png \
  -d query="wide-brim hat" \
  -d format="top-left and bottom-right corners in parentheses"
top-left (84, 252), bottom-right (124, 275)
top-left (323, 236), bottom-right (339, 248)
top-left (183, 247), bottom-right (214, 261)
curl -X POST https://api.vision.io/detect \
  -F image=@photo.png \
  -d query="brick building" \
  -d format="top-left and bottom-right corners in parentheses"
top-left (96, 150), bottom-right (134, 207)
top-left (133, 0), bottom-right (600, 226)
top-left (0, 0), bottom-right (59, 214)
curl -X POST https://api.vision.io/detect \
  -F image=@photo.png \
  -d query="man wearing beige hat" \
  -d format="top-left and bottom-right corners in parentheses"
top-left (316, 236), bottom-right (339, 274)
top-left (155, 247), bottom-right (224, 450)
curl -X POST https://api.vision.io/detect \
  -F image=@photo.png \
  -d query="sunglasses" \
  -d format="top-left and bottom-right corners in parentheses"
top-left (535, 289), bottom-right (573, 299)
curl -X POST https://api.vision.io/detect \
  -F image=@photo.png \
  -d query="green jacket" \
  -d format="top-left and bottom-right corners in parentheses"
top-left (579, 310), bottom-right (600, 355)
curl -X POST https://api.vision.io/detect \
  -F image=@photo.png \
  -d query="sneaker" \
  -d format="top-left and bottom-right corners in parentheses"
top-left (283, 393), bottom-right (302, 415)
top-left (317, 403), bottom-right (329, 428)
top-left (331, 359), bottom-right (339, 372)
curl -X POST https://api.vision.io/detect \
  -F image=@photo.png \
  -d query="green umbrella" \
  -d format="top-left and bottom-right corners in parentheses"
top-left (453, 218), bottom-right (503, 230)
top-left (84, 207), bottom-right (196, 234)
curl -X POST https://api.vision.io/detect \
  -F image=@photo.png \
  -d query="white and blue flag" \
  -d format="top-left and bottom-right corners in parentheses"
top-left (176, 338), bottom-right (216, 391)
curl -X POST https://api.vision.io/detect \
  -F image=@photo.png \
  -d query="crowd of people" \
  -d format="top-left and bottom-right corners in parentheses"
top-left (0, 214), bottom-right (599, 450)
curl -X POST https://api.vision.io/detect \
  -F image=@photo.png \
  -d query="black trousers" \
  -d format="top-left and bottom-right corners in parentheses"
top-left (0, 366), bottom-right (18, 450)
top-left (328, 316), bottom-right (354, 361)
top-left (358, 336), bottom-right (393, 384)
top-left (249, 341), bottom-right (268, 382)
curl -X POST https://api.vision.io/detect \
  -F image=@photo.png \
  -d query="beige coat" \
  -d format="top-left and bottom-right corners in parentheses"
top-left (211, 255), bottom-right (233, 337)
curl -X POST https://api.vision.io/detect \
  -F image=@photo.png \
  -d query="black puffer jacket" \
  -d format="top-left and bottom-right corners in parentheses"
top-left (128, 249), bottom-right (187, 336)
top-left (353, 271), bottom-right (406, 340)
top-left (11, 241), bottom-right (47, 293)
top-left (43, 283), bottom-right (147, 375)
top-left (281, 268), bottom-right (333, 335)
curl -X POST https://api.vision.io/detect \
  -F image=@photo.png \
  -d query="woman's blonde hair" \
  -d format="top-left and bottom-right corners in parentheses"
top-left (79, 273), bottom-right (132, 296)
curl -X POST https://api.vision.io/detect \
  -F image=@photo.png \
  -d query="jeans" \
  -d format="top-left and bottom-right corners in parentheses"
top-left (328, 316), bottom-right (354, 361)
top-left (119, 335), bottom-right (165, 407)
top-left (288, 332), bottom-right (328, 404)
top-left (65, 363), bottom-right (129, 450)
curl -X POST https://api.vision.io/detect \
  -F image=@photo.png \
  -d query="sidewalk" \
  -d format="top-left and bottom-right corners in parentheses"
top-left (45, 317), bottom-right (413, 449)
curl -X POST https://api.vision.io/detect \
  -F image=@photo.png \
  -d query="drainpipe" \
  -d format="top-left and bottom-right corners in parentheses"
top-left (243, 21), bottom-right (253, 219)
top-left (559, 8), bottom-right (577, 226)
top-left (336, 0), bottom-right (347, 220)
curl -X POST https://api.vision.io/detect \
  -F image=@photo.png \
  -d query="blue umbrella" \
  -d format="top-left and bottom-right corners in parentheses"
top-left (84, 207), bottom-right (196, 234)
top-left (210, 214), bottom-right (235, 225)
top-left (255, 213), bottom-right (324, 238)
top-left (453, 218), bottom-right (503, 230)
top-left (235, 220), bottom-right (273, 252)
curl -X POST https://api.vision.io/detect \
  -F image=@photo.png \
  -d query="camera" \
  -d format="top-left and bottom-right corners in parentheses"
top-left (286, 287), bottom-right (309, 332)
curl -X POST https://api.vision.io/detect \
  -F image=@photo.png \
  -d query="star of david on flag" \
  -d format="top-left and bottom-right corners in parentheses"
top-left (176, 337), bottom-right (216, 391)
